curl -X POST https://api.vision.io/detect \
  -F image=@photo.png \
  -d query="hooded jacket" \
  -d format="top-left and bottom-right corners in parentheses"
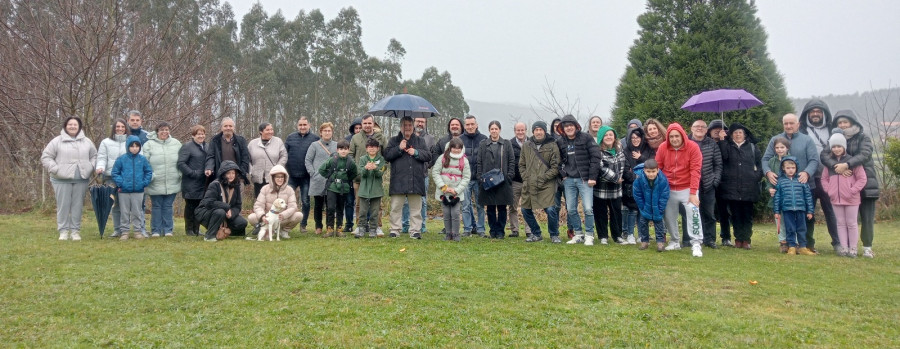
top-left (143, 131), bottom-right (182, 195)
top-left (820, 110), bottom-right (879, 198)
top-left (199, 160), bottom-right (246, 219)
top-left (460, 127), bottom-right (487, 177)
top-left (632, 163), bottom-right (670, 221)
top-left (345, 117), bottom-right (362, 142)
top-left (284, 129), bottom-right (319, 178)
top-left (654, 123), bottom-right (702, 194)
top-left (622, 127), bottom-right (652, 206)
top-left (555, 114), bottom-right (601, 181)
top-left (252, 165), bottom-right (299, 219)
top-left (619, 118), bottom-right (644, 150)
top-left (799, 99), bottom-right (834, 161)
top-left (719, 123), bottom-right (763, 202)
top-left (177, 139), bottom-right (209, 200)
top-left (820, 152), bottom-right (867, 206)
top-left (111, 135), bottom-right (153, 193)
top-left (41, 128), bottom-right (98, 182)
top-left (689, 131), bottom-right (723, 190)
top-left (773, 157), bottom-right (814, 214)
top-left (97, 134), bottom-right (128, 177)
top-left (519, 135), bottom-right (560, 210)
top-left (205, 131), bottom-right (250, 185)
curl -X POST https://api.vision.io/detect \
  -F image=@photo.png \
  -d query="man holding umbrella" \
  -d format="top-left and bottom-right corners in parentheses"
top-left (384, 116), bottom-right (432, 239)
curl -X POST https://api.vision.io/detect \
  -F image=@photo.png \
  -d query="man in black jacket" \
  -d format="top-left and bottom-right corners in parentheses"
top-left (508, 122), bottom-right (530, 238)
top-left (799, 99), bottom-right (840, 252)
top-left (384, 116), bottom-right (433, 239)
top-left (402, 116), bottom-right (437, 234)
top-left (460, 115), bottom-right (487, 237)
top-left (683, 119), bottom-right (723, 248)
top-left (205, 117), bottom-right (250, 185)
top-left (284, 116), bottom-right (319, 232)
top-left (556, 115), bottom-right (601, 245)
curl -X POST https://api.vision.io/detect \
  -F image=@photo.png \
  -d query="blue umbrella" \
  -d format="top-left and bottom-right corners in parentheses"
top-left (368, 94), bottom-right (441, 118)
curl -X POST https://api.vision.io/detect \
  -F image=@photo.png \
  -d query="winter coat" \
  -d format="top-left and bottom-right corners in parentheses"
top-left (632, 163), bottom-right (670, 221)
top-left (384, 132), bottom-right (433, 195)
top-left (820, 156), bottom-right (867, 206)
top-left (205, 132), bottom-right (250, 184)
top-left (518, 136), bottom-right (560, 210)
top-left (555, 115), bottom-right (601, 181)
top-left (41, 129), bottom-right (97, 181)
top-left (349, 130), bottom-right (386, 164)
top-left (356, 153), bottom-right (387, 199)
top-left (595, 139), bottom-right (626, 200)
top-left (177, 140), bottom-right (209, 200)
top-left (774, 158), bottom-right (814, 214)
top-left (111, 136), bottom-right (153, 193)
top-left (765, 153), bottom-right (790, 208)
top-left (431, 150), bottom-right (471, 202)
top-left (622, 127), bottom-right (652, 207)
top-left (655, 123), bottom-right (702, 194)
top-left (284, 131), bottom-right (319, 178)
top-left (318, 155), bottom-right (357, 194)
top-left (305, 139), bottom-right (337, 196)
top-left (247, 136), bottom-right (287, 185)
top-left (689, 133), bottom-right (723, 191)
top-left (460, 130), bottom-right (487, 177)
top-left (475, 137), bottom-right (516, 206)
top-left (510, 137), bottom-right (524, 182)
top-left (799, 98), bottom-right (834, 167)
top-left (252, 166), bottom-right (298, 219)
top-left (344, 117), bottom-right (362, 142)
top-left (130, 127), bottom-right (148, 145)
top-left (96, 135), bottom-right (127, 177)
top-left (429, 117), bottom-right (464, 166)
top-left (143, 131), bottom-right (182, 196)
top-left (719, 125), bottom-right (763, 202)
top-left (820, 110), bottom-right (880, 199)
top-left (199, 160), bottom-right (246, 219)
top-left (762, 130), bottom-right (819, 188)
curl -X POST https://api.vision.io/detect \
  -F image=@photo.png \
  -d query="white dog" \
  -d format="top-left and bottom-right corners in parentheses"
top-left (258, 198), bottom-right (287, 241)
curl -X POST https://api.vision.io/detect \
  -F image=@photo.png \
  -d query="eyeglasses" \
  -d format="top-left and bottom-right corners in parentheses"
top-left (692, 125), bottom-right (707, 129)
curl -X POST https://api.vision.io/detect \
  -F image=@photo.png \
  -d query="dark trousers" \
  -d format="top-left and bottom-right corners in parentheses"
top-left (183, 198), bottom-right (201, 236)
top-left (783, 210), bottom-right (808, 248)
top-left (196, 206), bottom-right (247, 239)
top-left (860, 198), bottom-right (876, 247)
top-left (312, 195), bottom-right (325, 229)
top-left (715, 191), bottom-right (731, 240)
top-left (807, 177), bottom-right (839, 249)
top-left (289, 176), bottom-right (311, 227)
top-left (727, 200), bottom-right (755, 244)
top-left (681, 187), bottom-right (717, 244)
top-left (594, 196), bottom-right (622, 240)
top-left (344, 188), bottom-right (355, 230)
top-left (326, 191), bottom-right (346, 230)
top-left (253, 181), bottom-right (267, 200)
top-left (485, 205), bottom-right (507, 238)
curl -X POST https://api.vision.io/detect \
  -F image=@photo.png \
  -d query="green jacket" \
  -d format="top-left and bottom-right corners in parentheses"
top-left (349, 131), bottom-right (386, 182)
top-left (143, 131), bottom-right (182, 195)
top-left (519, 137), bottom-right (560, 210)
top-left (318, 155), bottom-right (357, 194)
top-left (356, 153), bottom-right (386, 199)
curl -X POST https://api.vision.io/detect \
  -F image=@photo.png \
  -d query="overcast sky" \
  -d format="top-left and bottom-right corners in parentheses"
top-left (227, 0), bottom-right (900, 116)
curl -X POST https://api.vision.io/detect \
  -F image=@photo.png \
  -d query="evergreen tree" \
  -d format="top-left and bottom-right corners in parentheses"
top-left (612, 0), bottom-right (792, 141)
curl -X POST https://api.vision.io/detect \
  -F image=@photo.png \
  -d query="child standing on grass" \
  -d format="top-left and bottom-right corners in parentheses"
top-left (111, 135), bottom-right (153, 240)
top-left (319, 140), bottom-right (357, 237)
top-left (431, 137), bottom-right (470, 242)
top-left (766, 136), bottom-right (792, 253)
top-left (820, 132), bottom-right (867, 257)
top-left (773, 157), bottom-right (815, 255)
top-left (356, 138), bottom-right (386, 238)
top-left (632, 159), bottom-right (670, 251)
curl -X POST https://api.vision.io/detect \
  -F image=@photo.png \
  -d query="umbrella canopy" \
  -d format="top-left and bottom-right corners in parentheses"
top-left (681, 89), bottom-right (763, 113)
top-left (368, 94), bottom-right (441, 118)
top-left (90, 182), bottom-right (117, 238)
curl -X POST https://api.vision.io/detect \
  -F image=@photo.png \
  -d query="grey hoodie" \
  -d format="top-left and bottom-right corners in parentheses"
top-left (799, 99), bottom-right (833, 168)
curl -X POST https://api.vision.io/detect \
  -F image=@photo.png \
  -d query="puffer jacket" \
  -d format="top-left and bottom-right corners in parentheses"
top-left (143, 131), bottom-right (182, 195)
top-left (555, 115), bottom-right (601, 181)
top-left (719, 124), bottom-right (763, 202)
top-left (820, 110), bottom-right (879, 199)
top-left (247, 136), bottom-right (287, 184)
top-left (284, 130), bottom-right (319, 178)
top-left (41, 129), bottom-right (97, 181)
top-left (820, 154), bottom-right (867, 206)
top-left (177, 140), bottom-right (208, 200)
top-left (96, 135), bottom-right (127, 176)
top-left (773, 157), bottom-right (814, 214)
top-left (765, 153), bottom-right (790, 208)
top-left (475, 137), bottom-right (516, 206)
top-left (111, 136), bottom-right (153, 193)
top-left (305, 139), bottom-right (337, 196)
top-left (199, 160), bottom-right (246, 219)
top-left (431, 149), bottom-right (471, 202)
top-left (384, 132), bottom-right (433, 195)
top-left (356, 153), bottom-right (387, 199)
top-left (460, 129), bottom-right (487, 177)
top-left (689, 133), bottom-right (723, 191)
top-left (518, 136), bottom-right (559, 210)
top-left (632, 163), bottom-right (670, 221)
top-left (252, 165), bottom-right (298, 219)
top-left (655, 123), bottom-right (702, 194)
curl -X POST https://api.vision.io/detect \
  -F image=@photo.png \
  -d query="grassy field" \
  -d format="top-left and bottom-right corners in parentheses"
top-left (1, 212), bottom-right (898, 348)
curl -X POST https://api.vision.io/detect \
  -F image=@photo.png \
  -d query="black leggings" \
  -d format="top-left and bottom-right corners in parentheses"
top-left (326, 191), bottom-right (346, 230)
top-left (313, 195), bottom-right (325, 229)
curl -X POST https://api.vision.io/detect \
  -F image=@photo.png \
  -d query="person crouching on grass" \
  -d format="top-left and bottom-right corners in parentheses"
top-left (820, 131), bottom-right (867, 257)
top-left (432, 137), bottom-right (470, 241)
top-left (632, 159), bottom-right (669, 251)
top-left (356, 138), bottom-right (386, 238)
top-left (112, 135), bottom-right (153, 240)
top-left (318, 140), bottom-right (357, 237)
top-left (773, 157), bottom-right (815, 255)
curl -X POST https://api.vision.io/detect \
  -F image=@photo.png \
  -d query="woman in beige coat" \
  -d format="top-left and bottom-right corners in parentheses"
top-left (41, 116), bottom-right (97, 241)
top-left (248, 165), bottom-right (302, 239)
top-left (248, 122), bottom-right (287, 199)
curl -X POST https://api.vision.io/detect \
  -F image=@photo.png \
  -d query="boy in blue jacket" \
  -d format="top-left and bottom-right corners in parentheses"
top-left (632, 159), bottom-right (670, 251)
top-left (112, 135), bottom-right (153, 240)
top-left (773, 156), bottom-right (815, 255)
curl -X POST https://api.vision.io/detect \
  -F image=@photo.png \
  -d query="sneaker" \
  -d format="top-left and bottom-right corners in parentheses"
top-left (657, 242), bottom-right (665, 252)
top-left (300, 225), bottom-right (308, 233)
top-left (692, 244), bottom-right (703, 257)
top-left (355, 231), bottom-right (364, 239)
top-left (368, 231), bottom-right (377, 238)
top-left (280, 230), bottom-right (291, 239)
top-left (566, 235), bottom-right (585, 244)
top-left (584, 236), bottom-right (594, 246)
top-left (836, 247), bottom-right (847, 257)
top-left (664, 242), bottom-right (681, 251)
top-left (863, 247), bottom-right (874, 258)
top-left (119, 234), bottom-right (129, 241)
top-left (204, 237), bottom-right (217, 242)
top-left (411, 232), bottom-right (421, 239)
top-left (797, 247), bottom-right (816, 256)
top-left (134, 233), bottom-right (145, 240)
top-left (335, 230), bottom-right (345, 238)
top-left (722, 239), bottom-right (734, 247)
top-left (151, 233), bottom-right (160, 238)
top-left (352, 227), bottom-right (360, 236)
top-left (848, 249), bottom-right (858, 258)
top-left (626, 235), bottom-right (636, 245)
top-left (615, 237), bottom-right (627, 245)
top-left (639, 242), bottom-right (649, 250)
top-left (599, 238), bottom-right (609, 245)
top-left (389, 232), bottom-right (398, 238)
top-left (164, 233), bottom-right (174, 237)
top-left (246, 235), bottom-right (256, 240)
top-left (787, 247), bottom-right (796, 255)
top-left (343, 225), bottom-right (353, 233)
top-left (508, 232), bottom-right (519, 238)
top-left (376, 227), bottom-right (384, 236)
top-left (526, 235), bottom-right (543, 242)
top-left (58, 230), bottom-right (69, 241)
top-left (704, 242), bottom-right (719, 249)
top-left (550, 236), bottom-right (562, 243)
top-left (70, 232), bottom-right (82, 241)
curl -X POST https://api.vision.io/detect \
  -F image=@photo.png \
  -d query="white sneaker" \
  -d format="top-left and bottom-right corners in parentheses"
top-left (626, 235), bottom-right (636, 245)
top-left (566, 235), bottom-right (585, 244)
top-left (70, 231), bottom-right (82, 241)
top-left (280, 229), bottom-right (291, 239)
top-left (692, 244), bottom-right (703, 257)
top-left (376, 227), bottom-right (384, 237)
top-left (151, 233), bottom-right (160, 237)
top-left (665, 241), bottom-right (681, 251)
top-left (584, 236), bottom-right (594, 246)
top-left (352, 227), bottom-right (359, 236)
top-left (863, 247), bottom-right (874, 258)
top-left (616, 237), bottom-right (627, 244)
top-left (58, 230), bottom-right (69, 241)
top-left (599, 238), bottom-right (609, 245)
top-left (164, 233), bottom-right (173, 237)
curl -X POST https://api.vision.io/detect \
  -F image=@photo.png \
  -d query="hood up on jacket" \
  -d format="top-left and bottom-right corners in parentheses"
top-left (348, 117), bottom-right (362, 135)
top-left (725, 122), bottom-right (758, 144)
top-left (779, 156), bottom-right (799, 178)
top-left (555, 114), bottom-right (582, 135)
top-left (624, 127), bottom-right (650, 155)
top-left (831, 109), bottom-right (864, 136)
top-left (659, 123), bottom-right (689, 151)
top-left (216, 160), bottom-right (248, 184)
top-left (800, 99), bottom-right (833, 131)
top-left (627, 119), bottom-right (643, 130)
top-left (124, 135), bottom-right (142, 156)
top-left (706, 119), bottom-right (727, 137)
top-left (270, 164), bottom-right (288, 177)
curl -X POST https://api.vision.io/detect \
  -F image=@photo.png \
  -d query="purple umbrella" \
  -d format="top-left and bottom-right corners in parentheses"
top-left (681, 89), bottom-right (763, 124)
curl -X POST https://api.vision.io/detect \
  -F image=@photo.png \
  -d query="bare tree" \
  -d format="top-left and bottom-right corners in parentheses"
top-left (530, 77), bottom-right (599, 123)
top-left (861, 83), bottom-right (900, 190)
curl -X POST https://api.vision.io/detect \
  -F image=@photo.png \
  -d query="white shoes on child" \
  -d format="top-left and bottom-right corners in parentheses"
top-left (692, 243), bottom-right (703, 257)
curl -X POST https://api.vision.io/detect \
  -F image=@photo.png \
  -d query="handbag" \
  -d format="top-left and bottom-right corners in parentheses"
top-left (480, 143), bottom-right (505, 191)
top-left (216, 223), bottom-right (232, 240)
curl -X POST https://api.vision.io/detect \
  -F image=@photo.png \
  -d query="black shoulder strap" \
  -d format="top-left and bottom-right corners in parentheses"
top-left (530, 142), bottom-right (551, 170)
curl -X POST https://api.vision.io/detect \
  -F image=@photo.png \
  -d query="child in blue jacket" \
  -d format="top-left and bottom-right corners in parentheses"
top-left (773, 156), bottom-right (815, 255)
top-left (112, 135), bottom-right (153, 240)
top-left (632, 159), bottom-right (670, 251)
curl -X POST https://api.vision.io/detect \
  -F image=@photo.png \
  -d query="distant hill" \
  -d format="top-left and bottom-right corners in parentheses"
top-left (466, 99), bottom-right (600, 138)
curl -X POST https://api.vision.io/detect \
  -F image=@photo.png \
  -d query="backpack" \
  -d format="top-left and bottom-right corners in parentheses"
top-left (325, 154), bottom-right (353, 189)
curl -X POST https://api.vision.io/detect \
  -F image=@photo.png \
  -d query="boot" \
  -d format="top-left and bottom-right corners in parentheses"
top-left (323, 228), bottom-right (334, 238)
top-left (639, 242), bottom-right (649, 250)
top-left (315, 228), bottom-right (322, 235)
top-left (657, 242), bottom-right (665, 252)
top-left (797, 247), bottom-right (816, 256)
top-left (780, 241), bottom-right (788, 253)
top-left (787, 247), bottom-right (796, 255)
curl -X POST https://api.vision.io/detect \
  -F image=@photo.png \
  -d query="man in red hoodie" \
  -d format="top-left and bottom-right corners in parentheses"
top-left (655, 123), bottom-right (705, 257)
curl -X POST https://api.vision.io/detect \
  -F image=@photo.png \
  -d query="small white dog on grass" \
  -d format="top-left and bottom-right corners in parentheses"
top-left (258, 198), bottom-right (287, 241)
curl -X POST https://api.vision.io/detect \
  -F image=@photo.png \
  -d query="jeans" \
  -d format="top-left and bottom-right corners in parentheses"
top-left (485, 204), bottom-right (508, 238)
top-left (782, 210), bottom-right (808, 248)
top-left (150, 193), bottom-right (176, 234)
top-left (638, 215), bottom-right (666, 243)
top-left (622, 205), bottom-right (637, 240)
top-left (563, 177), bottom-right (594, 235)
top-left (522, 206), bottom-right (559, 237)
top-left (289, 176), bottom-right (311, 227)
top-left (808, 177), bottom-right (839, 248)
top-left (403, 176), bottom-right (429, 232)
top-left (462, 180), bottom-right (485, 233)
top-left (594, 196), bottom-right (622, 240)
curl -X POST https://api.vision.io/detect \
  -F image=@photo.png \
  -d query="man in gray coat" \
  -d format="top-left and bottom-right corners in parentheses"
top-left (799, 99), bottom-right (839, 252)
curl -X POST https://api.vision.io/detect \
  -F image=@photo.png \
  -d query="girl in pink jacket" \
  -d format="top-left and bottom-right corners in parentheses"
top-left (820, 132), bottom-right (867, 257)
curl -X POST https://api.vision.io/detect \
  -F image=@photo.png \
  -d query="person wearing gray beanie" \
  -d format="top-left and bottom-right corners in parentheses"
top-left (532, 121), bottom-right (548, 134)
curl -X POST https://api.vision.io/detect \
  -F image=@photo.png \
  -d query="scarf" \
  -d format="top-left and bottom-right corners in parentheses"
top-left (646, 132), bottom-right (664, 150)
top-left (842, 125), bottom-right (861, 138)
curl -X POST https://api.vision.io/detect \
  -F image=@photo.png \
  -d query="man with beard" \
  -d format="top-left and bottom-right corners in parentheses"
top-left (799, 100), bottom-right (840, 252)
top-left (384, 116), bottom-right (432, 239)
top-left (350, 114), bottom-right (386, 235)
top-left (507, 122), bottom-right (530, 238)
top-left (556, 115), bottom-right (602, 245)
top-left (401, 117), bottom-right (436, 234)
top-left (460, 115), bottom-right (488, 237)
top-left (431, 117), bottom-right (464, 164)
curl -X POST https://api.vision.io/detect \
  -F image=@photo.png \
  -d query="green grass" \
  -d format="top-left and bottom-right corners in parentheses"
top-left (2, 212), bottom-right (898, 348)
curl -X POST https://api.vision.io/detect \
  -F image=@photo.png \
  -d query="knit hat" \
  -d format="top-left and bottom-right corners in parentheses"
top-left (708, 119), bottom-right (726, 132)
top-left (627, 119), bottom-right (643, 129)
top-left (532, 120), bottom-right (548, 134)
top-left (829, 129), bottom-right (847, 149)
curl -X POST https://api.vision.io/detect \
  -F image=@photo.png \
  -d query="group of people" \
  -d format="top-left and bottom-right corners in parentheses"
top-left (41, 100), bottom-right (879, 259)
